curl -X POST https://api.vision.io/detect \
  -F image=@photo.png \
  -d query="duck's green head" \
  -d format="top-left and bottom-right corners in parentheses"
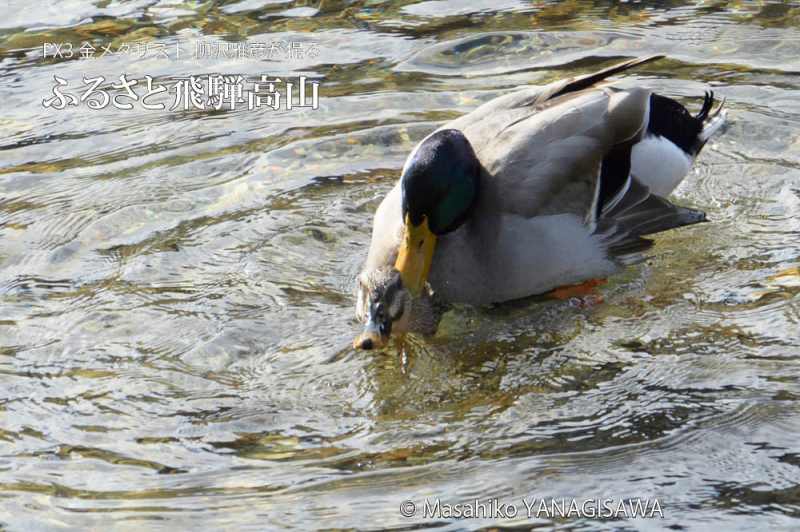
top-left (395, 129), bottom-right (480, 295)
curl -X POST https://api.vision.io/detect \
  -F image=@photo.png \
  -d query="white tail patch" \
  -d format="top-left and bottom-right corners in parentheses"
top-left (630, 134), bottom-right (692, 197)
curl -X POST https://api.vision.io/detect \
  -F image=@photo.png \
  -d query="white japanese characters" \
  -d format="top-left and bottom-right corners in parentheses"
top-left (42, 74), bottom-right (321, 111)
top-left (42, 40), bottom-right (320, 61)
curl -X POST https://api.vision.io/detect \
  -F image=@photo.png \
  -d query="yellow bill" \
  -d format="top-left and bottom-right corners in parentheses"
top-left (394, 214), bottom-right (437, 296)
top-left (353, 321), bottom-right (386, 350)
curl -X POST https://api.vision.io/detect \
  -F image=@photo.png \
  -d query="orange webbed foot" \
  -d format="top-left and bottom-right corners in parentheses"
top-left (546, 278), bottom-right (607, 303)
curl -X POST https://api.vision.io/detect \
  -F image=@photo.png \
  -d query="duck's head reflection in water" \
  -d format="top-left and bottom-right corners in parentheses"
top-left (353, 267), bottom-right (441, 350)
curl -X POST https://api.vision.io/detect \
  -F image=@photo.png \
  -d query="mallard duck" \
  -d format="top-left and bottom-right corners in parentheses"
top-left (354, 55), bottom-right (726, 350)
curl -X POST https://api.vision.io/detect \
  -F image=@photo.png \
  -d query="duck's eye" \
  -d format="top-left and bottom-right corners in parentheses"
top-left (371, 301), bottom-right (392, 336)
